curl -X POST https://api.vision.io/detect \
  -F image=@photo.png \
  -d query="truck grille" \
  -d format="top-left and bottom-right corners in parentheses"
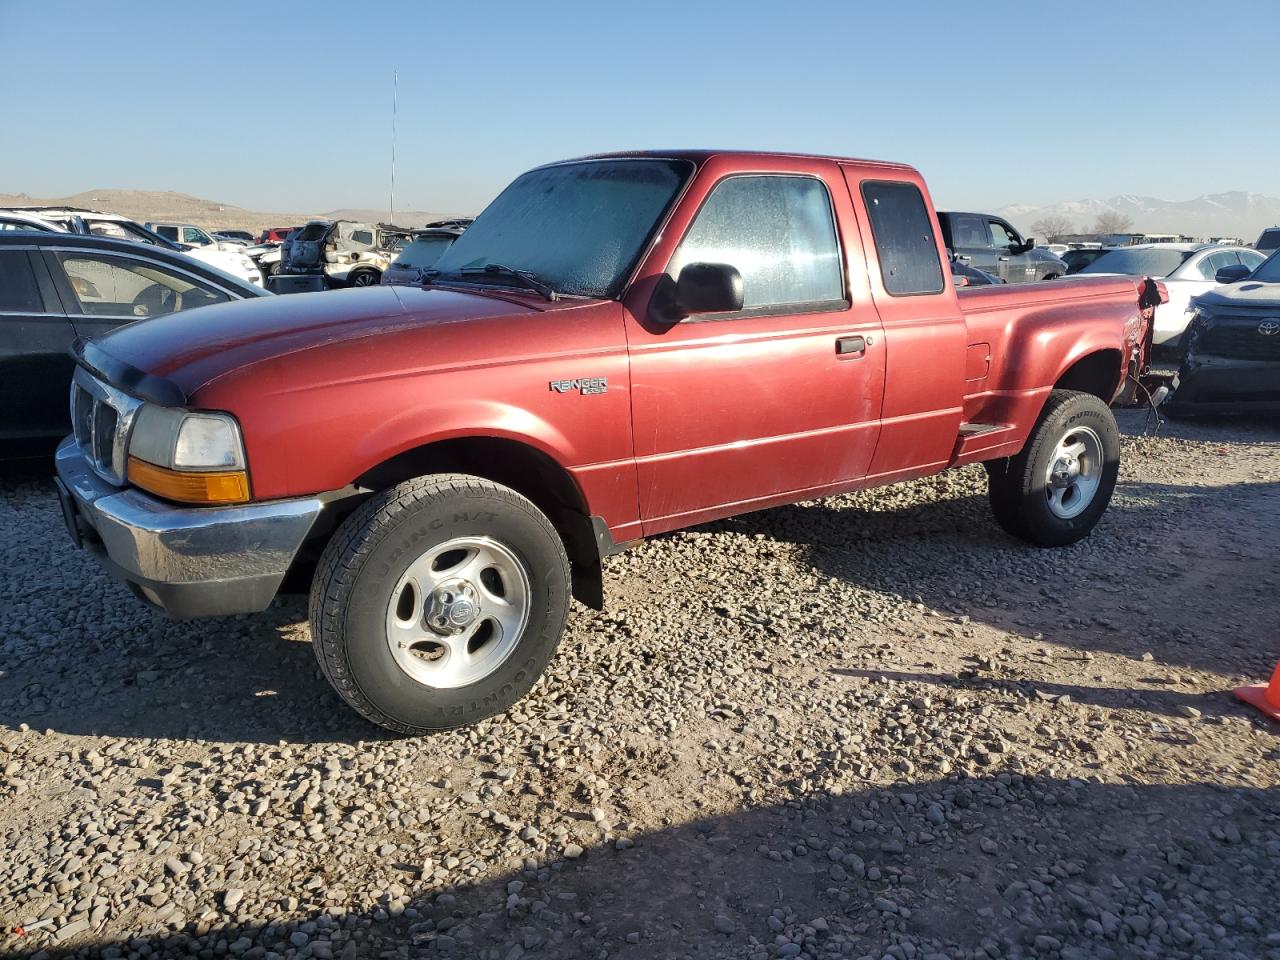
top-left (70, 367), bottom-right (143, 485)
top-left (1197, 319), bottom-right (1280, 362)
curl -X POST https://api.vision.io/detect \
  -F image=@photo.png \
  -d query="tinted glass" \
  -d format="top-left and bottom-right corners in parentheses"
top-left (395, 235), bottom-right (455, 268)
top-left (350, 229), bottom-right (374, 245)
top-left (949, 214), bottom-right (986, 248)
top-left (0, 251), bottom-right (43, 312)
top-left (668, 175), bottom-right (843, 311)
top-left (431, 159), bottom-right (691, 298)
top-left (862, 181), bottom-right (945, 296)
top-left (56, 252), bottom-right (229, 318)
top-left (1079, 248), bottom-right (1191, 277)
top-left (1251, 251), bottom-right (1280, 283)
top-left (1257, 229), bottom-right (1280, 251)
top-left (154, 225), bottom-right (178, 241)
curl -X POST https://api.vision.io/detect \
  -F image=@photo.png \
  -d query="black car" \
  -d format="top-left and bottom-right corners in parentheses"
top-left (1061, 248), bottom-right (1111, 275)
top-left (950, 257), bottom-right (1003, 287)
top-left (0, 232), bottom-right (267, 445)
top-left (213, 230), bottom-right (255, 244)
top-left (1165, 251), bottom-right (1280, 417)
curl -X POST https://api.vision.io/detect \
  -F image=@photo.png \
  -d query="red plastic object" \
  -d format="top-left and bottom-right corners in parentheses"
top-left (1234, 661), bottom-right (1280, 722)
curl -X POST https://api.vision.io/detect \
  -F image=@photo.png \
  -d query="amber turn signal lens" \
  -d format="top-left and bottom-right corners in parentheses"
top-left (127, 456), bottom-right (250, 505)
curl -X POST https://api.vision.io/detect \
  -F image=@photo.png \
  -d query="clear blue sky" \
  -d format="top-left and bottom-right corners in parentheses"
top-left (0, 0), bottom-right (1274, 215)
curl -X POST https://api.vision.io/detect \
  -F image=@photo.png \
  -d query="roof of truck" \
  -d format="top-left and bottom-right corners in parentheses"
top-left (560, 149), bottom-right (917, 173)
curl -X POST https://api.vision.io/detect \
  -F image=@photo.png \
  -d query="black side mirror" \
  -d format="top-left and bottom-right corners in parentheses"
top-left (653, 262), bottom-right (744, 322)
top-left (1013, 237), bottom-right (1035, 255)
top-left (1215, 264), bottom-right (1251, 284)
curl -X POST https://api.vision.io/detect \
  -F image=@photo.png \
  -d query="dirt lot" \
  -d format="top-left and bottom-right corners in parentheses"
top-left (1, 411), bottom-right (1278, 960)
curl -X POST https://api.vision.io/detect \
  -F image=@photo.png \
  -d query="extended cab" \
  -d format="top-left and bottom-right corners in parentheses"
top-left (54, 151), bottom-right (1162, 734)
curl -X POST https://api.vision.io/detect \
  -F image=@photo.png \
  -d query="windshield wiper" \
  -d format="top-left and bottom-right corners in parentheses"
top-left (430, 263), bottom-right (560, 301)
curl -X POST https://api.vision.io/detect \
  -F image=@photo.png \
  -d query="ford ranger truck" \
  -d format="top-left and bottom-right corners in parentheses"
top-left (53, 151), bottom-right (1163, 734)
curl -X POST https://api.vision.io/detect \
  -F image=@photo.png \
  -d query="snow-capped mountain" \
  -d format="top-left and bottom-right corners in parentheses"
top-left (996, 191), bottom-right (1280, 240)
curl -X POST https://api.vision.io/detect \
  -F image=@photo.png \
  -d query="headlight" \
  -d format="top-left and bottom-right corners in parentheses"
top-left (127, 406), bottom-right (249, 504)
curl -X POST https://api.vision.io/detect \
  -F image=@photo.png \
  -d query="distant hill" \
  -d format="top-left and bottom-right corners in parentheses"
top-left (0, 188), bottom-right (461, 233)
top-left (997, 191), bottom-right (1280, 241)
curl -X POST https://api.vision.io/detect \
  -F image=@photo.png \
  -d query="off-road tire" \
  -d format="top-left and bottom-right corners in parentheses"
top-left (309, 474), bottom-right (570, 734)
top-left (985, 389), bottom-right (1120, 547)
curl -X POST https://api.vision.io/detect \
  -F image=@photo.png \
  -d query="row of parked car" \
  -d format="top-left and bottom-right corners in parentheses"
top-left (1, 186), bottom-right (1277, 460)
top-left (0, 207), bottom-right (476, 295)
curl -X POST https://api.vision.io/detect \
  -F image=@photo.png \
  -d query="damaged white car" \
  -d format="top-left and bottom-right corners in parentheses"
top-left (268, 219), bottom-right (411, 293)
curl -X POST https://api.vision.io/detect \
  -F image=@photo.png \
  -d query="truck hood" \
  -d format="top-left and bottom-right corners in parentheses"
top-left (1197, 280), bottom-right (1280, 310)
top-left (81, 285), bottom-right (543, 402)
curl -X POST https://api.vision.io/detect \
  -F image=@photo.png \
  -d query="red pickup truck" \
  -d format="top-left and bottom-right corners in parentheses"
top-left (55, 150), bottom-right (1161, 734)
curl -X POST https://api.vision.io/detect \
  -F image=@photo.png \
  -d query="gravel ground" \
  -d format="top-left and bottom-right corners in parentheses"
top-left (1, 411), bottom-right (1278, 960)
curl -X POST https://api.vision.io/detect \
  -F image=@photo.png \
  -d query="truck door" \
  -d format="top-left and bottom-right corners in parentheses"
top-left (986, 218), bottom-right (1028, 282)
top-left (622, 160), bottom-right (886, 536)
top-left (843, 171), bottom-right (967, 478)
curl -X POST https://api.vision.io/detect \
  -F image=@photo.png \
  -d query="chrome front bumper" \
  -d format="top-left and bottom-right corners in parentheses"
top-left (54, 437), bottom-right (324, 618)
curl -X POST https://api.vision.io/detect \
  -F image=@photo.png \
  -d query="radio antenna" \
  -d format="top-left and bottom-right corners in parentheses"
top-left (390, 69), bottom-right (398, 225)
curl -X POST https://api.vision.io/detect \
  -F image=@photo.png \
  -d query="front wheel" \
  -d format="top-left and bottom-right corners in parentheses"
top-left (985, 389), bottom-right (1120, 546)
top-left (309, 474), bottom-right (570, 734)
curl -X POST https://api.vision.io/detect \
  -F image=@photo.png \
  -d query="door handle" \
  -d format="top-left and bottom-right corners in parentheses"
top-left (836, 335), bottom-right (866, 356)
top-left (954, 254), bottom-right (971, 262)
top-left (998, 256), bottom-right (1010, 261)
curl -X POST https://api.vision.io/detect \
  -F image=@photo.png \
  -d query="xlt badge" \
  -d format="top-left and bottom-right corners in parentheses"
top-left (550, 377), bottom-right (608, 396)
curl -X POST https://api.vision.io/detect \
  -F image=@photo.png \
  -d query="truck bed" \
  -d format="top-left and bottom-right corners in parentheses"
top-left (951, 275), bottom-right (1152, 464)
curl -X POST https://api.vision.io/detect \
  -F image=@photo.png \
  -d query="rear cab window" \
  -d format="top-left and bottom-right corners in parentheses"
top-left (860, 181), bottom-right (945, 296)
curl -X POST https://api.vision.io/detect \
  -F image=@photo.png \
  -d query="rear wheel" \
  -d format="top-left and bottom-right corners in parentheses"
top-left (985, 389), bottom-right (1120, 546)
top-left (348, 269), bottom-right (380, 287)
top-left (309, 474), bottom-right (570, 734)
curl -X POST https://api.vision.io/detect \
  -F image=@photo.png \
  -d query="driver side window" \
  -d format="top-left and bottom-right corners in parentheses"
top-left (55, 251), bottom-right (229, 318)
top-left (668, 175), bottom-right (845, 314)
top-left (987, 220), bottom-right (1019, 249)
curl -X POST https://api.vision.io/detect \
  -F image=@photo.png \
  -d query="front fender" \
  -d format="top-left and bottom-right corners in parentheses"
top-left (350, 398), bottom-right (580, 483)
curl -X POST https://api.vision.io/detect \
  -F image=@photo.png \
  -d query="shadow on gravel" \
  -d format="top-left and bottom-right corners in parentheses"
top-left (9, 773), bottom-right (1278, 960)
top-left (717, 479), bottom-right (1280, 679)
top-left (831, 669), bottom-right (1226, 722)
top-left (0, 598), bottom-right (379, 746)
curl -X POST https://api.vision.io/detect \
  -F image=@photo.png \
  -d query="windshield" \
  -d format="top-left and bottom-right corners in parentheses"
top-left (430, 158), bottom-right (692, 298)
top-left (395, 235), bottom-right (456, 268)
top-left (1252, 250), bottom-right (1280, 283)
top-left (1079, 247), bottom-right (1192, 277)
top-left (87, 219), bottom-right (165, 246)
